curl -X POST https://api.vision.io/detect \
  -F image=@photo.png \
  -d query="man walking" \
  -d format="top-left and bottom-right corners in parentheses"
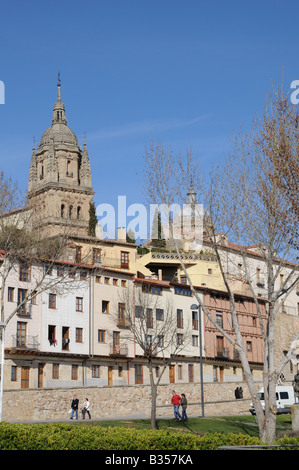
top-left (70, 395), bottom-right (79, 420)
top-left (171, 390), bottom-right (182, 421)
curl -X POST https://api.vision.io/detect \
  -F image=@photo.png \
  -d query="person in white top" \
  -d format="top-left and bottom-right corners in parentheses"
top-left (82, 398), bottom-right (91, 419)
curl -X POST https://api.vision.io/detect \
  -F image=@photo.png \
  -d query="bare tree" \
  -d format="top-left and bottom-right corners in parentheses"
top-left (115, 282), bottom-right (191, 429)
top-left (140, 85), bottom-right (299, 443)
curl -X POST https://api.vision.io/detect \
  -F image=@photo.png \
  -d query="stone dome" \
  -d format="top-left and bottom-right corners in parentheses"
top-left (40, 123), bottom-right (79, 147)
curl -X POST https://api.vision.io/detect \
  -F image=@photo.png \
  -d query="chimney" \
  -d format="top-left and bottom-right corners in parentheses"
top-left (117, 227), bottom-right (126, 242)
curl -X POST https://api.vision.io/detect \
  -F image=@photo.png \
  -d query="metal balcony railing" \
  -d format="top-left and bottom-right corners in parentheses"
top-left (11, 335), bottom-right (39, 350)
top-left (216, 347), bottom-right (230, 359)
top-left (109, 344), bottom-right (128, 356)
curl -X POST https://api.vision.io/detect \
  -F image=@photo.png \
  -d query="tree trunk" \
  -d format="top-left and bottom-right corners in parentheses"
top-left (148, 361), bottom-right (158, 429)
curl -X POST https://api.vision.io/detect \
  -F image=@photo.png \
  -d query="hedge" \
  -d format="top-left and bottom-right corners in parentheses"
top-left (1, 422), bottom-right (298, 450)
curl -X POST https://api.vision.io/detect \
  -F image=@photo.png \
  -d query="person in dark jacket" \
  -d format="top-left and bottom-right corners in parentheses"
top-left (180, 393), bottom-right (188, 422)
top-left (70, 395), bottom-right (79, 419)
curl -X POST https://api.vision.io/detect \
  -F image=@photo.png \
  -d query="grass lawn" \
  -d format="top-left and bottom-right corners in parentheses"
top-left (77, 414), bottom-right (292, 438)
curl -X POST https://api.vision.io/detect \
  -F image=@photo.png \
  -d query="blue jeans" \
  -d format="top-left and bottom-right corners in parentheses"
top-left (71, 408), bottom-right (78, 419)
top-left (173, 405), bottom-right (181, 420)
top-left (181, 407), bottom-right (188, 421)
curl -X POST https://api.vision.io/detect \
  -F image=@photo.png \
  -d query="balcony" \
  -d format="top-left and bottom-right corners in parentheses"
top-left (109, 344), bottom-right (128, 356)
top-left (11, 335), bottom-right (39, 351)
top-left (216, 347), bottom-right (230, 359)
top-left (117, 317), bottom-right (130, 328)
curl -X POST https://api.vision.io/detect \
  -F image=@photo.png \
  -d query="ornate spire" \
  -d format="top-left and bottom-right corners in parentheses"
top-left (28, 140), bottom-right (37, 191)
top-left (80, 136), bottom-right (92, 187)
top-left (52, 74), bottom-right (67, 125)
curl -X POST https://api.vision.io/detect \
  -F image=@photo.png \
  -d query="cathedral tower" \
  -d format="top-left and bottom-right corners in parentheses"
top-left (28, 79), bottom-right (94, 237)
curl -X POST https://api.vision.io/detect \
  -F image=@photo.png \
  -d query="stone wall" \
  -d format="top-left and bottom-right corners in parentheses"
top-left (2, 381), bottom-right (258, 422)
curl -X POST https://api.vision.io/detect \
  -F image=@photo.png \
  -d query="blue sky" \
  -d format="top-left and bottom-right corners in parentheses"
top-left (0, 0), bottom-right (298, 218)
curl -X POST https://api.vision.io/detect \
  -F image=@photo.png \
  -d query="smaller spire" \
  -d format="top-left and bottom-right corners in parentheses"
top-left (52, 73), bottom-right (67, 125)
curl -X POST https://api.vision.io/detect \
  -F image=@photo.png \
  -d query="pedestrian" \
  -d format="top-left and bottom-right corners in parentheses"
top-left (239, 387), bottom-right (243, 399)
top-left (82, 398), bottom-right (91, 419)
top-left (171, 390), bottom-right (182, 421)
top-left (70, 395), bottom-right (79, 419)
top-left (180, 393), bottom-right (188, 422)
top-left (234, 387), bottom-right (240, 399)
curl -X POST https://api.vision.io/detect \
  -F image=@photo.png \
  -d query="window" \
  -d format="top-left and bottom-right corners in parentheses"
top-left (151, 286), bottom-right (162, 295)
top-left (44, 264), bottom-right (53, 276)
top-left (92, 365), bottom-right (100, 378)
top-left (147, 309), bottom-right (153, 328)
top-left (142, 284), bottom-right (162, 295)
top-left (121, 280), bottom-right (127, 288)
top-left (48, 325), bottom-right (56, 345)
top-left (77, 206), bottom-right (81, 219)
top-left (247, 341), bottom-right (252, 352)
top-left (208, 268), bottom-right (212, 275)
top-left (71, 365), bottom-right (78, 380)
top-left (98, 330), bottom-right (105, 343)
top-left (52, 364), bottom-right (59, 379)
top-left (113, 278), bottom-right (118, 286)
top-left (174, 286), bottom-right (192, 296)
top-left (19, 262), bottom-right (30, 282)
top-left (76, 328), bottom-right (83, 343)
top-left (8, 287), bottom-right (14, 302)
top-left (178, 365), bottom-right (183, 380)
top-left (31, 290), bottom-right (37, 305)
top-left (135, 364), bottom-right (143, 384)
top-left (92, 248), bottom-right (101, 264)
top-left (192, 311), bottom-right (198, 329)
top-left (252, 316), bottom-right (257, 327)
top-left (177, 309), bottom-right (183, 328)
top-left (135, 306), bottom-right (142, 318)
top-left (76, 246), bottom-right (82, 263)
top-left (192, 335), bottom-right (199, 347)
top-left (69, 268), bottom-right (76, 279)
top-left (102, 300), bottom-right (110, 313)
top-left (80, 270), bottom-right (87, 280)
top-left (156, 308), bottom-right (164, 321)
top-left (16, 322), bottom-right (27, 347)
top-left (48, 294), bottom-right (56, 309)
top-left (118, 303), bottom-right (126, 326)
top-left (61, 204), bottom-right (65, 218)
top-left (113, 331), bottom-right (120, 347)
top-left (104, 277), bottom-right (110, 285)
top-left (177, 333), bottom-right (183, 346)
top-left (96, 275), bottom-right (101, 283)
top-left (76, 297), bottom-right (83, 312)
top-left (17, 289), bottom-right (28, 314)
top-left (57, 266), bottom-right (64, 277)
top-left (216, 312), bottom-right (223, 328)
top-left (157, 335), bottom-right (164, 347)
top-left (11, 366), bottom-right (17, 382)
top-left (121, 251), bottom-right (129, 269)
